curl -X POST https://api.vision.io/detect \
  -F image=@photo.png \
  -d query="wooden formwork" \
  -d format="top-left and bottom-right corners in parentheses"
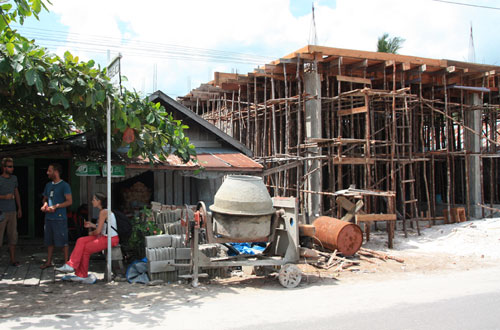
top-left (178, 45), bottom-right (500, 233)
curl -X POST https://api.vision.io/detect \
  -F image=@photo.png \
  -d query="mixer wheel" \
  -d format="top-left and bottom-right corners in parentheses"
top-left (278, 264), bottom-right (302, 288)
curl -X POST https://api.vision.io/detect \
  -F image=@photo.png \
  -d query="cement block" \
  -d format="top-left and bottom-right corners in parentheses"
top-left (175, 248), bottom-right (191, 260)
top-left (148, 260), bottom-right (176, 273)
top-left (145, 235), bottom-right (172, 248)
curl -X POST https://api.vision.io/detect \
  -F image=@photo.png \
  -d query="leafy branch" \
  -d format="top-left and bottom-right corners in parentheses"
top-left (0, 0), bottom-right (196, 163)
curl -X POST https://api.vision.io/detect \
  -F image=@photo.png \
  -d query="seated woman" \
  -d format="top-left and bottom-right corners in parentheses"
top-left (56, 193), bottom-right (119, 284)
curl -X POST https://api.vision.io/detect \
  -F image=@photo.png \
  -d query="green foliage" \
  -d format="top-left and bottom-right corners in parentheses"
top-left (377, 33), bottom-right (405, 54)
top-left (0, 0), bottom-right (48, 31)
top-left (128, 206), bottom-right (163, 257)
top-left (0, 0), bottom-right (196, 163)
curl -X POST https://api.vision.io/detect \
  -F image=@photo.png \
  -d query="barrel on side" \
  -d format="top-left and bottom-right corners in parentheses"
top-left (312, 216), bottom-right (363, 256)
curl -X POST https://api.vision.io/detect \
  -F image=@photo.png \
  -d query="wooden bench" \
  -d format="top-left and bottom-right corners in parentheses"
top-left (355, 214), bottom-right (397, 248)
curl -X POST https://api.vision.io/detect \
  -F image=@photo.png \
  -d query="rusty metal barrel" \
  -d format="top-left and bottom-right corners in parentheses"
top-left (312, 216), bottom-right (363, 256)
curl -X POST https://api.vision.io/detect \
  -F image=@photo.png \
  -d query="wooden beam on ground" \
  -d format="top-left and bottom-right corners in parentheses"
top-left (356, 214), bottom-right (397, 222)
top-left (336, 196), bottom-right (365, 213)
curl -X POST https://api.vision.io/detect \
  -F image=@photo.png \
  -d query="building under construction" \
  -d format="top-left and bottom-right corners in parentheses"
top-left (178, 45), bottom-right (500, 235)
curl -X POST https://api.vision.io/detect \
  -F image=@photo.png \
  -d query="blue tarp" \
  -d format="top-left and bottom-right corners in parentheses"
top-left (126, 257), bottom-right (150, 284)
top-left (228, 243), bottom-right (265, 256)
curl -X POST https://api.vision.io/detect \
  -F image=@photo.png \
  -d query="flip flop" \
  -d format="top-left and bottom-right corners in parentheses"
top-left (40, 263), bottom-right (54, 269)
top-left (10, 261), bottom-right (20, 267)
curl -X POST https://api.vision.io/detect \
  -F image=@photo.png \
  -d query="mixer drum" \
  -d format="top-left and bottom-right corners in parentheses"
top-left (210, 175), bottom-right (275, 242)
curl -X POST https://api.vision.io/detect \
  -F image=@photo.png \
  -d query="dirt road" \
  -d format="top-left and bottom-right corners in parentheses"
top-left (0, 217), bottom-right (499, 325)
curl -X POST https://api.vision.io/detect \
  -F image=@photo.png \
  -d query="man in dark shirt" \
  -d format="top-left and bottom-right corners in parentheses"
top-left (0, 157), bottom-right (22, 266)
top-left (40, 163), bottom-right (72, 269)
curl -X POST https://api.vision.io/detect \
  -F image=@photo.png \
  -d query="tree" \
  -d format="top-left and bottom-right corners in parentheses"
top-left (377, 33), bottom-right (405, 54)
top-left (0, 0), bottom-right (196, 163)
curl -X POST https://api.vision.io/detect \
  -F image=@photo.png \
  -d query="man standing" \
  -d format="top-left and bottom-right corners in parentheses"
top-left (40, 163), bottom-right (72, 269)
top-left (0, 158), bottom-right (22, 266)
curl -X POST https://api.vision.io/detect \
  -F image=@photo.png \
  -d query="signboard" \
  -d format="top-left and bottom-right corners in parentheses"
top-left (107, 54), bottom-right (122, 94)
top-left (101, 164), bottom-right (126, 177)
top-left (75, 162), bottom-right (101, 176)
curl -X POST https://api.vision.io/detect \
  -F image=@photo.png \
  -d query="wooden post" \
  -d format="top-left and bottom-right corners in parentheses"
top-left (230, 91), bottom-right (235, 137)
top-left (443, 74), bottom-right (451, 224)
top-left (263, 76), bottom-right (267, 156)
top-left (246, 83), bottom-right (250, 147)
top-left (296, 57), bottom-right (302, 207)
top-left (271, 76), bottom-right (279, 196)
top-left (419, 71), bottom-right (432, 226)
top-left (283, 63), bottom-right (289, 153)
top-left (271, 76), bottom-right (277, 156)
top-left (238, 86), bottom-right (242, 143)
top-left (254, 75), bottom-right (259, 156)
top-left (391, 62), bottom-right (399, 235)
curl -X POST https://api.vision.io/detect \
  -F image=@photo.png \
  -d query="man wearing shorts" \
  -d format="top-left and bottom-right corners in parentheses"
top-left (0, 157), bottom-right (22, 266)
top-left (40, 163), bottom-right (72, 269)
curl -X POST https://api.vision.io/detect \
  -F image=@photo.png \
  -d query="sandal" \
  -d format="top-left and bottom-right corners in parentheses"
top-left (10, 261), bottom-right (20, 267)
top-left (40, 263), bottom-right (54, 269)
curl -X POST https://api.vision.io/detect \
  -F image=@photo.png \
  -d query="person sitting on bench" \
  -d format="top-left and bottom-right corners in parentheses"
top-left (56, 193), bottom-right (119, 284)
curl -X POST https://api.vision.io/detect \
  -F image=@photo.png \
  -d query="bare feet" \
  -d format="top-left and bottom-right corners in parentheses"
top-left (40, 262), bottom-right (54, 269)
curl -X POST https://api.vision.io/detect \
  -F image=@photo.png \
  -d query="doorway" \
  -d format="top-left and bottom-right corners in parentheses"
top-left (13, 166), bottom-right (29, 236)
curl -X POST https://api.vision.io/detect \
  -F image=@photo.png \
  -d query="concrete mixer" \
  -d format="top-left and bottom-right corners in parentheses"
top-left (183, 175), bottom-right (302, 288)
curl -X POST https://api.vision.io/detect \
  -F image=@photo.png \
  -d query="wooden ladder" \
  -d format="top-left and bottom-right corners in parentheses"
top-left (395, 95), bottom-right (420, 237)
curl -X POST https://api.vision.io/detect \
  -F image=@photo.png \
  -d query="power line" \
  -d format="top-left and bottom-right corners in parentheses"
top-left (11, 25), bottom-right (277, 65)
top-left (432, 0), bottom-right (500, 10)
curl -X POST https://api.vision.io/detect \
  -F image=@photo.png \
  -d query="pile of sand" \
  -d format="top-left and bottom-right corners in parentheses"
top-left (363, 217), bottom-right (500, 259)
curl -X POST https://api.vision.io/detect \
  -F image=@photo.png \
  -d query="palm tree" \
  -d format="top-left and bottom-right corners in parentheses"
top-left (377, 33), bottom-right (405, 54)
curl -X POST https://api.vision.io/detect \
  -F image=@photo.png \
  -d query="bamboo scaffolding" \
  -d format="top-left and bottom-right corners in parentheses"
top-left (179, 50), bottom-right (500, 230)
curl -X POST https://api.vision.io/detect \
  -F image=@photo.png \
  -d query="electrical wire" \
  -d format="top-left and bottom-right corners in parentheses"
top-left (12, 25), bottom-right (277, 65)
top-left (432, 0), bottom-right (500, 10)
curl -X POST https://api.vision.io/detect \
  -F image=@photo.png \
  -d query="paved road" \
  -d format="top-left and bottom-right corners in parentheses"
top-left (2, 266), bottom-right (500, 329)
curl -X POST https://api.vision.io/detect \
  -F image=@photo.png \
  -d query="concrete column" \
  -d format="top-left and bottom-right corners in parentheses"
top-left (464, 93), bottom-right (482, 218)
top-left (304, 67), bottom-right (322, 218)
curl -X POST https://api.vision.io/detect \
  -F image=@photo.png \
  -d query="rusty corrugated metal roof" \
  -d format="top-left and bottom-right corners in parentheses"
top-left (127, 151), bottom-right (262, 172)
top-left (212, 153), bottom-right (261, 168)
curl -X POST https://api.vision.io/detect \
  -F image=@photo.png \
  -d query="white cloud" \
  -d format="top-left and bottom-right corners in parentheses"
top-left (46, 0), bottom-right (499, 96)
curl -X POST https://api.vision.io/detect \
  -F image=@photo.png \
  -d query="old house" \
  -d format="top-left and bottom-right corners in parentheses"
top-left (0, 92), bottom-right (261, 239)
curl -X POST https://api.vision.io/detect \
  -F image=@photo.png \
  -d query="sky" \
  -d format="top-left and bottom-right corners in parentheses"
top-left (12, 0), bottom-right (500, 98)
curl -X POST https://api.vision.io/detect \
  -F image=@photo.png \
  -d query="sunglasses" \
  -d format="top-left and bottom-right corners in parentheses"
top-left (5, 165), bottom-right (13, 168)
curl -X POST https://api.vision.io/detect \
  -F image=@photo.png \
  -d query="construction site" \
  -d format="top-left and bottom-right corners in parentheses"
top-left (179, 45), bottom-right (500, 237)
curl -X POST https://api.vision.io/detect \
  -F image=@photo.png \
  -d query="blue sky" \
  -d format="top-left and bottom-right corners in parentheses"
top-left (11, 0), bottom-right (500, 98)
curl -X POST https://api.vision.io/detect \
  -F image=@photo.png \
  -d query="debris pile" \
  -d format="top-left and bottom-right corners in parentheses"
top-left (301, 246), bottom-right (404, 275)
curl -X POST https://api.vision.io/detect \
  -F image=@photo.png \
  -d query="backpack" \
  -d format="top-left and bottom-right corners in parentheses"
top-left (111, 209), bottom-right (133, 245)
